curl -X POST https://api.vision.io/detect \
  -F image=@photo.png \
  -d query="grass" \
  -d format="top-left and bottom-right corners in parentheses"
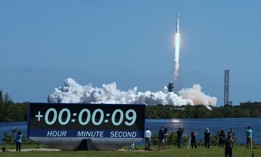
top-left (1, 144), bottom-right (260, 157)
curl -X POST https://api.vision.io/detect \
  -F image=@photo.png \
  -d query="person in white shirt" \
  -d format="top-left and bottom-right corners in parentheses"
top-left (144, 127), bottom-right (152, 150)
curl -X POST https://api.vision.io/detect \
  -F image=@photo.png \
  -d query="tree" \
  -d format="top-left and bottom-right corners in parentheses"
top-left (2, 128), bottom-right (17, 144)
top-left (0, 90), bottom-right (28, 122)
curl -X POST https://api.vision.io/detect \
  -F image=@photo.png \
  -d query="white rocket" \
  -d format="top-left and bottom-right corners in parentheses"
top-left (176, 12), bottom-right (179, 33)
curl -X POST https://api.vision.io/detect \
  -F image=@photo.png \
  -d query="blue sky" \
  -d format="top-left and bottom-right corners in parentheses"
top-left (0, 0), bottom-right (261, 105)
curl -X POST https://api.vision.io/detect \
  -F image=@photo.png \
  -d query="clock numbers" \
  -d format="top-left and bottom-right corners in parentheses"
top-left (125, 109), bottom-right (136, 126)
top-left (92, 109), bottom-right (104, 126)
top-left (58, 108), bottom-right (71, 125)
top-left (45, 108), bottom-right (57, 125)
top-left (78, 109), bottom-right (91, 125)
top-left (42, 108), bottom-right (137, 126)
top-left (111, 109), bottom-right (124, 126)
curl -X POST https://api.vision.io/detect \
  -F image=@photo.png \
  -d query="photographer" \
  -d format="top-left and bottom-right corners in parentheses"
top-left (16, 131), bottom-right (22, 152)
top-left (177, 127), bottom-right (185, 148)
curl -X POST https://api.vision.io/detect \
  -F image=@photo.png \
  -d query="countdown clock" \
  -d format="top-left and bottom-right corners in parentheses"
top-left (28, 103), bottom-right (145, 139)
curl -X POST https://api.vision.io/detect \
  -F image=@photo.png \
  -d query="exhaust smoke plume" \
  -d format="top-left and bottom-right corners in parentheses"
top-left (48, 78), bottom-right (217, 109)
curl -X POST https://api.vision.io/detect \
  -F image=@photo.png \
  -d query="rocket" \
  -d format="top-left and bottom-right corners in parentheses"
top-left (176, 12), bottom-right (179, 33)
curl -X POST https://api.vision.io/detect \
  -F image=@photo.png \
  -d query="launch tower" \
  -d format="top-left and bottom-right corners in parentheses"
top-left (224, 69), bottom-right (230, 105)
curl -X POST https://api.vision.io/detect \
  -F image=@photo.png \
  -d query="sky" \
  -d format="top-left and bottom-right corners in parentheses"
top-left (0, 0), bottom-right (261, 106)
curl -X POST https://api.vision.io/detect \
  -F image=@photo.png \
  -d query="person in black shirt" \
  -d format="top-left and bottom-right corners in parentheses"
top-left (177, 127), bottom-right (184, 148)
top-left (191, 130), bottom-right (197, 148)
top-left (204, 128), bottom-right (210, 148)
top-left (225, 134), bottom-right (233, 157)
top-left (219, 130), bottom-right (226, 148)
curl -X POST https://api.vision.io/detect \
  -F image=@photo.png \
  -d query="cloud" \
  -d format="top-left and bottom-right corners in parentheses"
top-left (178, 84), bottom-right (217, 106)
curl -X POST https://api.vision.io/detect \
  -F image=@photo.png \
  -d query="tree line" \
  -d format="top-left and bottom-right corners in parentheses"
top-left (1, 90), bottom-right (261, 122)
top-left (146, 103), bottom-right (261, 119)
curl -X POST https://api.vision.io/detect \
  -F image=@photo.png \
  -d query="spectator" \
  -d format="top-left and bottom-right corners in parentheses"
top-left (246, 126), bottom-right (253, 149)
top-left (191, 130), bottom-right (197, 148)
top-left (219, 130), bottom-right (226, 148)
top-left (164, 127), bottom-right (169, 146)
top-left (16, 131), bottom-right (22, 152)
top-left (144, 127), bottom-right (152, 150)
top-left (228, 128), bottom-right (235, 148)
top-left (204, 128), bottom-right (210, 148)
top-left (177, 127), bottom-right (185, 148)
top-left (158, 126), bottom-right (165, 150)
top-left (225, 134), bottom-right (233, 157)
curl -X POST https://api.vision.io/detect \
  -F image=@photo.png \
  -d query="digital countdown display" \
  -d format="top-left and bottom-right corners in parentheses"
top-left (28, 103), bottom-right (145, 139)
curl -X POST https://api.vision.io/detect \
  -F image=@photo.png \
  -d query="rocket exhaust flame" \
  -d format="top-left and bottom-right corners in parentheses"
top-left (174, 32), bottom-right (180, 81)
top-left (174, 12), bottom-right (181, 81)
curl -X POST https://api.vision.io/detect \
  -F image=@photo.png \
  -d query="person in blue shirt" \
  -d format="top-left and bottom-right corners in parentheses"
top-left (158, 126), bottom-right (165, 150)
top-left (16, 131), bottom-right (22, 151)
top-left (246, 126), bottom-right (253, 149)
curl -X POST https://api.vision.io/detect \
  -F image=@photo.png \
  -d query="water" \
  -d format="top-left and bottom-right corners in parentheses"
top-left (0, 118), bottom-right (260, 144)
top-left (0, 121), bottom-right (27, 144)
top-left (145, 118), bottom-right (261, 144)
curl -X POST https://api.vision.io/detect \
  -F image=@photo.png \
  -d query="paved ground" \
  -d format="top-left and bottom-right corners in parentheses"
top-left (2, 148), bottom-right (61, 152)
top-left (2, 148), bottom-right (154, 152)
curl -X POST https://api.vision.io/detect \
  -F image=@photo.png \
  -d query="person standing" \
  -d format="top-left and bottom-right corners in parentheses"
top-left (204, 128), bottom-right (210, 148)
top-left (144, 127), bottom-right (152, 150)
top-left (225, 134), bottom-right (233, 157)
top-left (158, 126), bottom-right (165, 150)
top-left (164, 127), bottom-right (169, 146)
top-left (246, 126), bottom-right (253, 149)
top-left (228, 128), bottom-right (235, 148)
top-left (177, 127), bottom-right (184, 148)
top-left (16, 131), bottom-right (22, 152)
top-left (219, 130), bottom-right (226, 148)
top-left (191, 130), bottom-right (197, 148)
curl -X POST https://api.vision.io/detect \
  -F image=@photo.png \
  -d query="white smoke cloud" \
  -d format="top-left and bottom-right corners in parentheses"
top-left (48, 78), bottom-right (217, 108)
top-left (178, 84), bottom-right (217, 106)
